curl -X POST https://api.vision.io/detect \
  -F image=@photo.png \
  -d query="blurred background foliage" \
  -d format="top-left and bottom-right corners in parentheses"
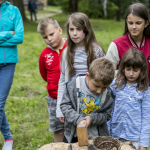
top-left (8, 0), bottom-right (150, 21)
top-left (47, 0), bottom-right (150, 19)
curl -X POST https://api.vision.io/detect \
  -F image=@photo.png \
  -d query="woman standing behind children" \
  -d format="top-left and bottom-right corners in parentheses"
top-left (109, 48), bottom-right (150, 150)
top-left (56, 12), bottom-right (105, 122)
top-left (106, 3), bottom-right (150, 85)
top-left (0, 1), bottom-right (24, 149)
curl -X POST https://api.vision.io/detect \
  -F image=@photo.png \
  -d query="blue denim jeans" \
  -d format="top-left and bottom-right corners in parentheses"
top-left (0, 63), bottom-right (16, 140)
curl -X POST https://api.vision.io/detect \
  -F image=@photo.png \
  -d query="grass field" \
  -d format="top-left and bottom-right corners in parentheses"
top-left (0, 8), bottom-right (149, 150)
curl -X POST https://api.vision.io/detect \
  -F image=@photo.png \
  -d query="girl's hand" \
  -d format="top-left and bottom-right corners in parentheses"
top-left (139, 146), bottom-right (147, 150)
top-left (11, 31), bottom-right (15, 36)
top-left (77, 120), bottom-right (86, 126)
top-left (58, 117), bottom-right (65, 123)
top-left (85, 116), bottom-right (91, 127)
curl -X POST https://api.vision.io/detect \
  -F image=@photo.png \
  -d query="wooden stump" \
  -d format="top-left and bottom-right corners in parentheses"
top-left (37, 143), bottom-right (71, 150)
top-left (37, 140), bottom-right (136, 150)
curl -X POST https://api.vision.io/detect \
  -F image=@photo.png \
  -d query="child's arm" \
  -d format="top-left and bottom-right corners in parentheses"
top-left (56, 48), bottom-right (67, 119)
top-left (78, 120), bottom-right (87, 126)
top-left (87, 99), bottom-right (113, 126)
top-left (107, 81), bottom-right (116, 135)
top-left (85, 116), bottom-right (91, 127)
top-left (105, 42), bottom-right (120, 69)
top-left (39, 53), bottom-right (47, 82)
top-left (0, 31), bottom-right (14, 43)
top-left (60, 78), bottom-right (85, 126)
top-left (0, 7), bottom-right (24, 46)
top-left (56, 71), bottom-right (65, 120)
top-left (93, 43), bottom-right (105, 58)
top-left (139, 88), bottom-right (150, 148)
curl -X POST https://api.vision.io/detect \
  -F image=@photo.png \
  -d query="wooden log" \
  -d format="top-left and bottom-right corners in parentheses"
top-left (37, 140), bottom-right (136, 150)
top-left (76, 124), bottom-right (88, 146)
top-left (37, 141), bottom-right (93, 150)
top-left (37, 142), bottom-right (71, 150)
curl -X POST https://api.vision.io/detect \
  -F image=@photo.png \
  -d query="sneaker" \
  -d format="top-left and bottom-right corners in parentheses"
top-left (2, 142), bottom-right (13, 150)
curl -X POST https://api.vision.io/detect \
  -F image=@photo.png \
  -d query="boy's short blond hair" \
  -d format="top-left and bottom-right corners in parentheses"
top-left (89, 58), bottom-right (115, 86)
top-left (37, 17), bottom-right (60, 34)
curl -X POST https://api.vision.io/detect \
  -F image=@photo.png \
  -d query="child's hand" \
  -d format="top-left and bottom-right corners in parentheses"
top-left (11, 31), bottom-right (15, 36)
top-left (78, 120), bottom-right (86, 126)
top-left (85, 116), bottom-right (91, 127)
top-left (139, 146), bottom-right (147, 150)
top-left (58, 117), bottom-right (65, 123)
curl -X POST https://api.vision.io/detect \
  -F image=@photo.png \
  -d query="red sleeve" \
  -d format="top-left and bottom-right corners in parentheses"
top-left (39, 52), bottom-right (47, 82)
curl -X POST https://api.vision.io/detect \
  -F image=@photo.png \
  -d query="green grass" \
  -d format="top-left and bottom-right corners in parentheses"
top-left (0, 10), bottom-right (150, 150)
top-left (47, 5), bottom-right (61, 10)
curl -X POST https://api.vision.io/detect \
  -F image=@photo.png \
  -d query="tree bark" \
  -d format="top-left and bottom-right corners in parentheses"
top-left (102, 0), bottom-right (107, 17)
top-left (12, 0), bottom-right (26, 21)
top-left (144, 0), bottom-right (149, 13)
top-left (116, 0), bottom-right (121, 21)
top-left (69, 0), bottom-right (78, 14)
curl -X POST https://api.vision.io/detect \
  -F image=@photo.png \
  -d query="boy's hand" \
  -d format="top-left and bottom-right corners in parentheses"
top-left (78, 120), bottom-right (86, 126)
top-left (11, 31), bottom-right (15, 36)
top-left (58, 117), bottom-right (65, 123)
top-left (85, 116), bottom-right (91, 127)
top-left (139, 147), bottom-right (147, 150)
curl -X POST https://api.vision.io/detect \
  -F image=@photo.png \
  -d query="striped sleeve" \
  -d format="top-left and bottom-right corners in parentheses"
top-left (93, 43), bottom-right (105, 58)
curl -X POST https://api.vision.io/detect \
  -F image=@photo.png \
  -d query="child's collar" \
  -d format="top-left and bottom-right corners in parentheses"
top-left (126, 81), bottom-right (137, 87)
top-left (128, 33), bottom-right (145, 49)
top-left (47, 38), bottom-right (67, 52)
top-left (47, 45), bottom-right (55, 51)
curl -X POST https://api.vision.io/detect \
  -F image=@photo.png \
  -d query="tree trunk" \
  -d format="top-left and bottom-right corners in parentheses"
top-left (102, 0), bottom-right (107, 17)
top-left (149, 0), bottom-right (150, 14)
top-left (144, 0), bottom-right (149, 13)
top-left (12, 0), bottom-right (26, 21)
top-left (116, 0), bottom-right (121, 21)
top-left (69, 0), bottom-right (78, 14)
